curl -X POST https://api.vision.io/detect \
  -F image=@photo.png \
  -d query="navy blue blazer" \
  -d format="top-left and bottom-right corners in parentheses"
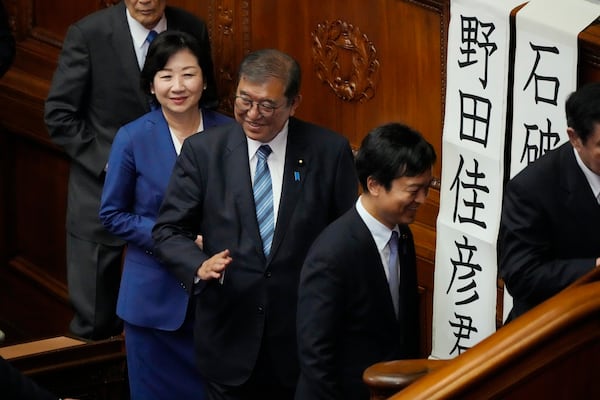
top-left (100, 108), bottom-right (233, 330)
top-left (152, 117), bottom-right (358, 386)
top-left (296, 206), bottom-right (419, 400)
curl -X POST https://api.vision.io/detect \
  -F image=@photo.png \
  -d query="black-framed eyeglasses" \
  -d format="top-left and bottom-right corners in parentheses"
top-left (234, 95), bottom-right (284, 117)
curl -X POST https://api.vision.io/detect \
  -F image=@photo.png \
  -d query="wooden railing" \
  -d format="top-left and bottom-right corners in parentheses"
top-left (364, 269), bottom-right (600, 399)
top-left (0, 335), bottom-right (128, 400)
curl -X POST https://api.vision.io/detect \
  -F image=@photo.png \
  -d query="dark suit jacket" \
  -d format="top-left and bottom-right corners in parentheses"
top-left (498, 142), bottom-right (600, 321)
top-left (295, 206), bottom-right (419, 400)
top-left (45, 1), bottom-right (216, 245)
top-left (152, 117), bottom-right (358, 387)
top-left (0, 355), bottom-right (58, 400)
top-left (99, 108), bottom-right (232, 330)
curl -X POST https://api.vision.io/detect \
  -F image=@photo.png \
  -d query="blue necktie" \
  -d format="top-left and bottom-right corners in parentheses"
top-left (388, 230), bottom-right (400, 317)
top-left (254, 145), bottom-right (274, 256)
top-left (146, 30), bottom-right (158, 44)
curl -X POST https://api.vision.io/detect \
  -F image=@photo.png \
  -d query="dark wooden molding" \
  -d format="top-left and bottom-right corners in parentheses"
top-left (208, 0), bottom-right (251, 113)
top-left (9, 256), bottom-right (69, 304)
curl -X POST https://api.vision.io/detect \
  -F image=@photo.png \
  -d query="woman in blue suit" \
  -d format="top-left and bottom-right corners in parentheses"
top-left (99, 31), bottom-right (232, 400)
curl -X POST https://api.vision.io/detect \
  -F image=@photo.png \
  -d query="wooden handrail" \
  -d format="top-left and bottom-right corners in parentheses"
top-left (363, 359), bottom-right (449, 400)
top-left (364, 278), bottom-right (600, 399)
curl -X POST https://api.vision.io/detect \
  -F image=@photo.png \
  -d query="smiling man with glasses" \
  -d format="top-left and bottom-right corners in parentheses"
top-left (153, 48), bottom-right (358, 399)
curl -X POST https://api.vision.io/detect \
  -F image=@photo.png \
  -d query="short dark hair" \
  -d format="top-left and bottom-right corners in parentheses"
top-left (565, 81), bottom-right (600, 144)
top-left (355, 122), bottom-right (436, 191)
top-left (140, 30), bottom-right (204, 105)
top-left (237, 49), bottom-right (301, 104)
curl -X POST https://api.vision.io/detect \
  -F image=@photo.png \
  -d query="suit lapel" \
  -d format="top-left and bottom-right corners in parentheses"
top-left (269, 120), bottom-right (311, 260)
top-left (351, 209), bottom-right (399, 323)
top-left (149, 110), bottom-right (177, 177)
top-left (561, 145), bottom-right (600, 224)
top-left (225, 125), bottom-right (264, 257)
top-left (109, 2), bottom-right (149, 110)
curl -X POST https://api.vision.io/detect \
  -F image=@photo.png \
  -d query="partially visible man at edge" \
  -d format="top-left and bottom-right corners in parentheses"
top-left (44, 0), bottom-right (218, 340)
top-left (498, 81), bottom-right (600, 322)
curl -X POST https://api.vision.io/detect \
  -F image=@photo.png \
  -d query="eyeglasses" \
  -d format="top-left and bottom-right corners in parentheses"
top-left (234, 95), bottom-right (284, 117)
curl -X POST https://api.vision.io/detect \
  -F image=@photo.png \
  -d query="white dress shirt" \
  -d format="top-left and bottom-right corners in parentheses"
top-left (355, 196), bottom-right (400, 282)
top-left (125, 8), bottom-right (167, 69)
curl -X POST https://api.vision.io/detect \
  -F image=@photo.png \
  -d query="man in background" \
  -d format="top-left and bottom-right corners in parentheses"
top-left (153, 48), bottom-right (358, 399)
top-left (44, 0), bottom-right (217, 340)
top-left (498, 82), bottom-right (600, 321)
top-left (296, 122), bottom-right (436, 400)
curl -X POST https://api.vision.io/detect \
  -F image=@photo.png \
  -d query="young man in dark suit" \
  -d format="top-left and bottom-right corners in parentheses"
top-left (295, 122), bottom-right (436, 400)
top-left (498, 82), bottom-right (600, 321)
top-left (152, 48), bottom-right (358, 399)
top-left (44, 0), bottom-right (217, 340)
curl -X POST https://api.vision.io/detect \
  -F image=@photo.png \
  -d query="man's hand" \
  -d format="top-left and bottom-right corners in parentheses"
top-left (197, 249), bottom-right (232, 281)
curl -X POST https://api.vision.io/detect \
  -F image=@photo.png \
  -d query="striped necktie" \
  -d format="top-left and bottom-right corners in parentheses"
top-left (253, 145), bottom-right (274, 256)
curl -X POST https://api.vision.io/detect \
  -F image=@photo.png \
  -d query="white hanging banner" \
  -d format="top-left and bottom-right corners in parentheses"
top-left (431, 0), bottom-right (524, 360)
top-left (510, 0), bottom-right (600, 178)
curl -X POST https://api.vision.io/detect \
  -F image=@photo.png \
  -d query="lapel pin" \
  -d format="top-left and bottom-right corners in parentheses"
top-left (294, 171), bottom-right (300, 181)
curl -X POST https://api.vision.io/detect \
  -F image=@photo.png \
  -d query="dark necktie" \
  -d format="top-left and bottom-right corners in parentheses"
top-left (146, 30), bottom-right (158, 44)
top-left (253, 145), bottom-right (274, 256)
top-left (388, 230), bottom-right (400, 317)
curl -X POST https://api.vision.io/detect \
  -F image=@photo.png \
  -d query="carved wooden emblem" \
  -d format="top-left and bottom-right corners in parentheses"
top-left (312, 20), bottom-right (380, 103)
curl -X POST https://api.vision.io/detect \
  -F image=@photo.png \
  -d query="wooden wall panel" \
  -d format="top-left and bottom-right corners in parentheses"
top-left (2, 0), bottom-right (597, 358)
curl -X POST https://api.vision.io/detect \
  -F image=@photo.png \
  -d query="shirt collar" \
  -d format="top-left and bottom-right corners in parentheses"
top-left (126, 8), bottom-right (167, 50)
top-left (573, 147), bottom-right (600, 201)
top-left (355, 196), bottom-right (398, 252)
top-left (247, 120), bottom-right (289, 160)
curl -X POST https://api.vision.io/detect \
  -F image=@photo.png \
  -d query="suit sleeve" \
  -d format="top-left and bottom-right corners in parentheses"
top-left (152, 139), bottom-right (210, 293)
top-left (44, 24), bottom-right (107, 178)
top-left (498, 178), bottom-right (594, 305)
top-left (99, 126), bottom-right (156, 251)
top-left (296, 243), bottom-right (344, 400)
top-left (0, 356), bottom-right (58, 400)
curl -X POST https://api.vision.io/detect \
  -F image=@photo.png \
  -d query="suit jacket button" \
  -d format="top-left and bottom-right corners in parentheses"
top-left (257, 306), bottom-right (264, 314)
top-left (265, 271), bottom-right (272, 278)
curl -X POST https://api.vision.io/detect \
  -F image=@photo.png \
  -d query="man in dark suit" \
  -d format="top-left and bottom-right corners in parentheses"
top-left (152, 48), bottom-right (358, 399)
top-left (0, 355), bottom-right (71, 400)
top-left (498, 82), bottom-right (600, 322)
top-left (44, 0), bottom-right (217, 340)
top-left (295, 122), bottom-right (436, 400)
